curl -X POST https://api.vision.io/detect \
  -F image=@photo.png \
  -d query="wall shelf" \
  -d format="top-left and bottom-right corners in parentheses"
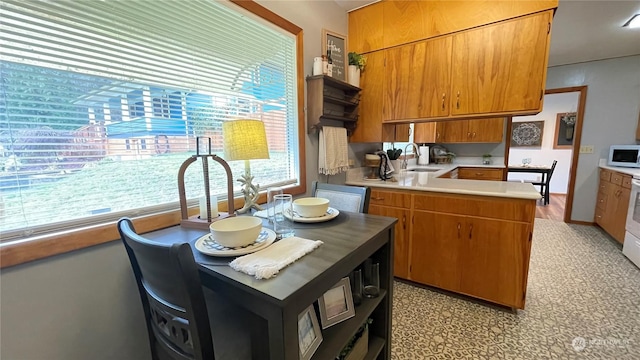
top-left (307, 75), bottom-right (361, 135)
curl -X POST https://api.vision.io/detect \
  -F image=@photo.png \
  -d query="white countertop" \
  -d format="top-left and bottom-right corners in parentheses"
top-left (346, 158), bottom-right (541, 200)
top-left (599, 159), bottom-right (640, 178)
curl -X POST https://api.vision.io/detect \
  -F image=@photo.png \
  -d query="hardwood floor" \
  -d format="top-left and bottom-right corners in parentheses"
top-left (535, 193), bottom-right (565, 221)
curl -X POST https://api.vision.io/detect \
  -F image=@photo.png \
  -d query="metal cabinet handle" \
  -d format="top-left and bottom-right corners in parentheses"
top-left (468, 224), bottom-right (473, 239)
top-left (475, 172), bottom-right (483, 176)
top-left (467, 132), bottom-right (471, 138)
top-left (371, 197), bottom-right (385, 201)
top-left (456, 91), bottom-right (460, 109)
top-left (436, 132), bottom-right (440, 139)
top-left (441, 93), bottom-right (446, 111)
top-left (402, 214), bottom-right (406, 229)
top-left (457, 223), bottom-right (461, 237)
top-left (473, 132), bottom-right (476, 138)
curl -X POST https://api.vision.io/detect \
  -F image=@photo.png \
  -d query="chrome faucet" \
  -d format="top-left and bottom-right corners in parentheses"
top-left (402, 143), bottom-right (420, 170)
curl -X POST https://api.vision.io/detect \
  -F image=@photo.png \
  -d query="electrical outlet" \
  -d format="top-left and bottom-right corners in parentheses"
top-left (579, 145), bottom-right (594, 154)
top-left (348, 159), bottom-right (355, 166)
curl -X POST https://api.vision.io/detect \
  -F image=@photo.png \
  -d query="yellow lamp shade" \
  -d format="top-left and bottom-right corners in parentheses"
top-left (222, 119), bottom-right (270, 161)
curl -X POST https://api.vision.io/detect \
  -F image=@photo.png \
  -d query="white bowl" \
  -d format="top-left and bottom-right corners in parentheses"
top-left (209, 216), bottom-right (262, 248)
top-left (293, 197), bottom-right (330, 218)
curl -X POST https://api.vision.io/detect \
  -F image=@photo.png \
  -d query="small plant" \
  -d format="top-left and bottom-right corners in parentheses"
top-left (348, 52), bottom-right (367, 71)
top-left (482, 153), bottom-right (492, 158)
top-left (387, 148), bottom-right (402, 160)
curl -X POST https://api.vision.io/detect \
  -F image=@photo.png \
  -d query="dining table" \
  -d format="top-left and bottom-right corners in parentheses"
top-left (507, 164), bottom-right (552, 203)
top-left (142, 211), bottom-right (397, 360)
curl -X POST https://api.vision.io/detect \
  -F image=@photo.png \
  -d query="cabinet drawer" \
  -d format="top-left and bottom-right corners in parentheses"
top-left (600, 169), bottom-right (611, 182)
top-left (622, 175), bottom-right (632, 189)
top-left (369, 189), bottom-right (412, 208)
top-left (457, 168), bottom-right (504, 181)
top-left (610, 172), bottom-right (624, 186)
top-left (413, 193), bottom-right (535, 222)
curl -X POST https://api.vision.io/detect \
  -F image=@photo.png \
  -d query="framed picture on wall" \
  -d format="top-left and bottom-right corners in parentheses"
top-left (321, 29), bottom-right (348, 82)
top-left (554, 112), bottom-right (576, 149)
top-left (511, 121), bottom-right (545, 147)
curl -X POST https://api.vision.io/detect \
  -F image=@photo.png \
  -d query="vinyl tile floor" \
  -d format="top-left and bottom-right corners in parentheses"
top-left (391, 219), bottom-right (640, 359)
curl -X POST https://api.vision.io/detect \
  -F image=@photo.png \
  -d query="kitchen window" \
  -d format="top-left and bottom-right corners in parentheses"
top-left (0, 0), bottom-right (303, 244)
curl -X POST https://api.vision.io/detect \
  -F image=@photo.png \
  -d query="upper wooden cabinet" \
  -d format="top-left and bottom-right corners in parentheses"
top-left (414, 118), bottom-right (504, 143)
top-left (451, 11), bottom-right (552, 116)
top-left (349, 0), bottom-right (558, 54)
top-left (348, 3), bottom-right (384, 54)
top-left (384, 36), bottom-right (452, 121)
top-left (349, 51), bottom-right (409, 143)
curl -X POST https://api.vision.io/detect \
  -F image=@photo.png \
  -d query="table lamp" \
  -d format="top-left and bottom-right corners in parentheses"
top-left (223, 119), bottom-right (269, 214)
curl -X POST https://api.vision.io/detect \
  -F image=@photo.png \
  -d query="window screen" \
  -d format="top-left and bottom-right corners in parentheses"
top-left (0, 0), bottom-right (299, 240)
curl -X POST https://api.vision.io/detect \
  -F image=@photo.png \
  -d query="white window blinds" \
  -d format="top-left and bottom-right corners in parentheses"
top-left (0, 0), bottom-right (299, 240)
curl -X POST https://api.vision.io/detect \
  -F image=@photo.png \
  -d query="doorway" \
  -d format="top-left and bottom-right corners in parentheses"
top-left (506, 86), bottom-right (587, 223)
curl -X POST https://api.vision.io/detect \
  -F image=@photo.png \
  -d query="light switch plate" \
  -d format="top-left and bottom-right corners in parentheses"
top-left (579, 145), bottom-right (594, 154)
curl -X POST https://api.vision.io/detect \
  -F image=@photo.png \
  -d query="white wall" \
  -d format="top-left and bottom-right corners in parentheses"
top-left (545, 55), bottom-right (640, 221)
top-left (509, 92), bottom-right (580, 194)
top-left (0, 2), bottom-right (351, 359)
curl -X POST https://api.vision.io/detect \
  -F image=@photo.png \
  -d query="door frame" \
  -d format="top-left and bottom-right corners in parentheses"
top-left (545, 86), bottom-right (588, 223)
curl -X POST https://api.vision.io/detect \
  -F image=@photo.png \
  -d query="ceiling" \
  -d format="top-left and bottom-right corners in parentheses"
top-left (334, 0), bottom-right (640, 67)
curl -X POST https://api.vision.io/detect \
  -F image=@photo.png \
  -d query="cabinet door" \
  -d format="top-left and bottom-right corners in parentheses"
top-left (459, 218), bottom-right (531, 308)
top-left (451, 11), bottom-right (551, 116)
top-left (385, 37), bottom-right (452, 121)
top-left (369, 205), bottom-right (411, 279)
top-left (348, 2), bottom-right (384, 54)
top-left (439, 120), bottom-right (468, 143)
top-left (350, 51), bottom-right (385, 143)
top-left (605, 184), bottom-right (630, 244)
top-left (467, 118), bottom-right (504, 142)
top-left (413, 122), bottom-right (437, 143)
top-left (394, 124), bottom-right (411, 142)
top-left (410, 211), bottom-right (464, 292)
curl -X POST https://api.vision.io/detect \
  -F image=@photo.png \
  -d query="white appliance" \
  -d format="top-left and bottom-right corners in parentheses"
top-left (624, 177), bottom-right (640, 268)
top-left (608, 145), bottom-right (640, 168)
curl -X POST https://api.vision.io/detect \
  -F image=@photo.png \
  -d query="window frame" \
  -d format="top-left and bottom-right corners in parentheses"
top-left (0, 0), bottom-right (306, 268)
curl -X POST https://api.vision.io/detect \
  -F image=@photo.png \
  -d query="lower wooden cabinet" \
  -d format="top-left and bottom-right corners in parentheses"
top-left (596, 168), bottom-right (631, 243)
top-left (368, 187), bottom-right (536, 309)
top-left (368, 189), bottom-right (411, 278)
top-left (457, 167), bottom-right (504, 181)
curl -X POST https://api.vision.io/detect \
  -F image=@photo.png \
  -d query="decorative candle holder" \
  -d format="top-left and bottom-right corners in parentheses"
top-left (177, 137), bottom-right (235, 229)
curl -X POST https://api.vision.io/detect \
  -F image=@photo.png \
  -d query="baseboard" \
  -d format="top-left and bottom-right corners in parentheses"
top-left (568, 220), bottom-right (595, 226)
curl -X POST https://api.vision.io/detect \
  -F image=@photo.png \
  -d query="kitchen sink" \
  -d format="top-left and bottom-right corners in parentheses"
top-left (407, 168), bottom-right (440, 172)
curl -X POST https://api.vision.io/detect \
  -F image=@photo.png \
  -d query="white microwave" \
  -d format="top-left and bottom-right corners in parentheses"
top-left (609, 145), bottom-right (640, 168)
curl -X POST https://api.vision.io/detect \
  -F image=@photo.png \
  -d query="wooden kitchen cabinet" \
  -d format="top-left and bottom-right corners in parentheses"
top-left (451, 11), bottom-right (552, 116)
top-left (596, 168), bottom-right (632, 244)
top-left (349, 51), bottom-right (409, 143)
top-left (368, 187), bottom-right (536, 309)
top-left (368, 189), bottom-right (412, 278)
top-left (413, 118), bottom-right (504, 143)
top-left (348, 2), bottom-right (384, 54)
top-left (384, 35), bottom-right (452, 121)
top-left (410, 192), bottom-right (535, 309)
top-left (457, 167), bottom-right (504, 181)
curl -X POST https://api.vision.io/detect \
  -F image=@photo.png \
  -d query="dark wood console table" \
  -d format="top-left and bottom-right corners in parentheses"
top-left (143, 212), bottom-right (396, 359)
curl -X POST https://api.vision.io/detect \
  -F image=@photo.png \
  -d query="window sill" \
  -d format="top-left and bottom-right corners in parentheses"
top-left (0, 185), bottom-right (305, 268)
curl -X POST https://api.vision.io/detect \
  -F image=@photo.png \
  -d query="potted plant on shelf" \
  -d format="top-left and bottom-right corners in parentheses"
top-left (482, 153), bottom-right (492, 165)
top-left (347, 52), bottom-right (366, 87)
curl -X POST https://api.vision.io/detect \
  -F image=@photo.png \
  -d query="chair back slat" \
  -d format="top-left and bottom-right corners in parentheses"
top-left (118, 218), bottom-right (215, 360)
top-left (311, 181), bottom-right (370, 213)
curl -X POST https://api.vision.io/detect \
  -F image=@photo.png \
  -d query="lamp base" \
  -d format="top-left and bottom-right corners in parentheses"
top-left (180, 212), bottom-right (234, 229)
top-left (236, 172), bottom-right (263, 214)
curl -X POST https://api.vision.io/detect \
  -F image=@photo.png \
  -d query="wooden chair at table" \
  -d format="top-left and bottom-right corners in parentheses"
top-left (311, 181), bottom-right (371, 213)
top-left (529, 160), bottom-right (557, 205)
top-left (118, 218), bottom-right (215, 360)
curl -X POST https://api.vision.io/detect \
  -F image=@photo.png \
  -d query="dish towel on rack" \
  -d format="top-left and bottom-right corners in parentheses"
top-left (319, 126), bottom-right (349, 175)
top-left (229, 237), bottom-right (323, 279)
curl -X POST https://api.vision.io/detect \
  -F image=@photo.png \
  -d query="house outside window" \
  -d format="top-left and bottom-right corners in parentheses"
top-left (0, 0), bottom-right (302, 241)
